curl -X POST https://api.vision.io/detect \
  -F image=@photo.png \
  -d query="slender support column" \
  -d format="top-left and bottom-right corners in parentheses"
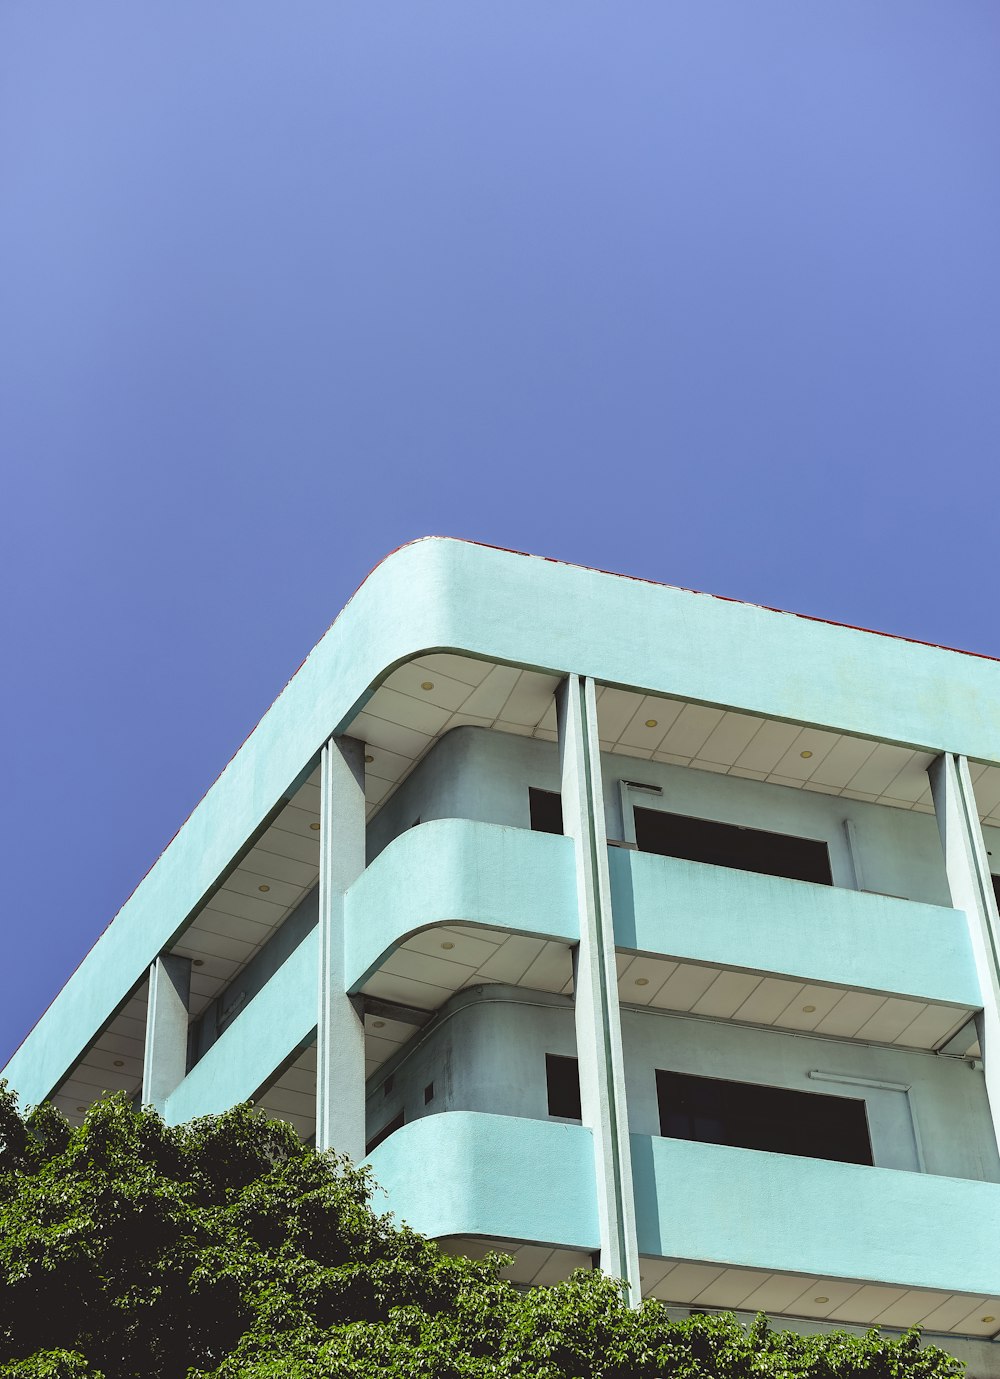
top-left (141, 954), bottom-right (192, 1112)
top-left (929, 753), bottom-right (1000, 1149)
top-left (557, 674), bottom-right (641, 1302)
top-left (316, 735), bottom-right (367, 1159)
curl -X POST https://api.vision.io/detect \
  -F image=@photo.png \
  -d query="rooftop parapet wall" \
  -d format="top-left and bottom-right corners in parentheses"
top-left (7, 537), bottom-right (1000, 1105)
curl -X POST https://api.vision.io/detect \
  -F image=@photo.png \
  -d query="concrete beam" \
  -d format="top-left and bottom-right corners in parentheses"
top-left (928, 753), bottom-right (1000, 1151)
top-left (316, 735), bottom-right (367, 1159)
top-left (558, 673), bottom-right (640, 1301)
top-left (141, 954), bottom-right (192, 1112)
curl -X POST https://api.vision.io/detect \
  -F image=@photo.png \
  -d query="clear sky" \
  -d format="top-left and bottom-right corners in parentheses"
top-left (2, 3), bottom-right (998, 1068)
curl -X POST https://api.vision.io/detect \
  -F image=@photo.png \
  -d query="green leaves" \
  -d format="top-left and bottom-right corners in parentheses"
top-left (0, 1085), bottom-right (968, 1379)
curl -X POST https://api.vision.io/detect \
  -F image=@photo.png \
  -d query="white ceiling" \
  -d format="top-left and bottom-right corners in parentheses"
top-left (54, 650), bottom-right (997, 1119)
top-left (350, 653), bottom-right (1000, 826)
top-left (52, 982), bottom-right (148, 1125)
top-left (358, 924), bottom-right (973, 1055)
top-left (438, 1236), bottom-right (1000, 1336)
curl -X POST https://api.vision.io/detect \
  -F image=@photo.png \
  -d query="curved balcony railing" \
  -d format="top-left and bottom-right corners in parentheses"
top-left (364, 1109), bottom-right (598, 1249)
top-left (345, 819), bottom-right (578, 991)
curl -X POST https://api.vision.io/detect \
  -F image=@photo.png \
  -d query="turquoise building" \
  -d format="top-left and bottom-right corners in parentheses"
top-left (6, 538), bottom-right (1000, 1369)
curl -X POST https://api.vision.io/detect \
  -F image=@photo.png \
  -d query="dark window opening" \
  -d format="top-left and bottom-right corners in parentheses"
top-left (424, 1082), bottom-right (434, 1105)
top-left (546, 1053), bottom-right (582, 1120)
top-left (634, 807), bottom-right (832, 886)
top-left (383, 1075), bottom-right (394, 1097)
top-left (991, 875), bottom-right (1000, 910)
top-left (365, 1110), bottom-right (404, 1155)
top-left (656, 1069), bottom-right (872, 1165)
top-left (530, 788), bottom-right (564, 835)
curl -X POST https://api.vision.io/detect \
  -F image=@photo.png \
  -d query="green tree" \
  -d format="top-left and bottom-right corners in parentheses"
top-left (0, 1085), bottom-right (967, 1379)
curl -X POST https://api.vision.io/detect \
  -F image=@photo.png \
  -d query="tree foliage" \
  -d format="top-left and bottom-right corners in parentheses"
top-left (0, 1084), bottom-right (967, 1379)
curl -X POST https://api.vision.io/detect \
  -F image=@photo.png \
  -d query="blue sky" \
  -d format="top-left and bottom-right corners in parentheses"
top-left (2, 3), bottom-right (998, 1067)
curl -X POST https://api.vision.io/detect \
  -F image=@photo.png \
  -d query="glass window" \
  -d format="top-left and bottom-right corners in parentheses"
top-left (634, 806), bottom-right (832, 885)
top-left (546, 1053), bottom-right (582, 1119)
top-left (530, 788), bottom-right (564, 835)
top-left (656, 1069), bottom-right (872, 1165)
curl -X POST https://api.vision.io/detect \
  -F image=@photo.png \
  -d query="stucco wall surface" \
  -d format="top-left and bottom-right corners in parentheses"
top-left (346, 818), bottom-right (577, 990)
top-left (611, 848), bottom-right (977, 1008)
top-left (363, 988), bottom-right (999, 1184)
top-left (163, 927), bottom-right (318, 1125)
top-left (370, 727), bottom-right (954, 908)
top-left (8, 538), bottom-right (1000, 1105)
top-left (632, 1134), bottom-right (1000, 1295)
top-left (365, 1109), bottom-right (599, 1249)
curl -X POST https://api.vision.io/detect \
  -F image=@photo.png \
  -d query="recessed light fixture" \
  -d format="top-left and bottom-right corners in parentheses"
top-left (365, 754), bottom-right (374, 763)
top-left (800, 750), bottom-right (813, 759)
top-left (802, 1004), bottom-right (816, 1013)
top-left (258, 884), bottom-right (270, 893)
top-left (310, 822), bottom-right (321, 831)
top-left (441, 941), bottom-right (455, 950)
top-left (193, 959), bottom-right (204, 967)
top-left (645, 719), bottom-right (658, 729)
top-left (372, 1020), bottom-right (385, 1029)
top-left (982, 1316), bottom-right (996, 1324)
top-left (814, 1296), bottom-right (829, 1304)
top-left (421, 681), bottom-right (434, 691)
top-left (635, 977), bottom-right (650, 987)
top-left (77, 1106), bottom-right (86, 1113)
top-left (113, 1059), bottom-right (125, 1067)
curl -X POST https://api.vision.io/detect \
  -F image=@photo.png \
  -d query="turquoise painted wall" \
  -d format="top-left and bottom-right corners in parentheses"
top-left (632, 1133), bottom-right (1000, 1295)
top-left (362, 987), bottom-right (999, 1184)
top-left (610, 848), bottom-right (977, 1008)
top-left (346, 818), bottom-right (577, 991)
top-left (163, 927), bottom-right (317, 1125)
top-left (369, 727), bottom-right (954, 908)
top-left (7, 538), bottom-right (1000, 1107)
top-left (365, 1109), bottom-right (598, 1249)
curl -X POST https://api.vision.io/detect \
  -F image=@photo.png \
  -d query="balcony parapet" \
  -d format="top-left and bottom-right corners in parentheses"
top-left (365, 1109), bottom-right (599, 1249)
top-left (163, 928), bottom-right (317, 1126)
top-left (633, 1133), bottom-right (1000, 1297)
top-left (345, 819), bottom-right (578, 991)
top-left (611, 849), bottom-right (980, 1010)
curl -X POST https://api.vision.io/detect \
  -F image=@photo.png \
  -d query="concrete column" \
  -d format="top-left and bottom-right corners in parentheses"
top-left (315, 735), bottom-right (367, 1159)
top-left (557, 674), bottom-right (641, 1301)
top-left (141, 954), bottom-right (192, 1112)
top-left (929, 752), bottom-right (1000, 1149)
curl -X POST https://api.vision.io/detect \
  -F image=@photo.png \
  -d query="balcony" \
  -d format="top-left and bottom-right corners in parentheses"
top-left (365, 1109), bottom-right (598, 1253)
top-left (632, 1133), bottom-right (1000, 1332)
top-left (611, 848), bottom-right (980, 1048)
top-left (345, 819), bottom-right (578, 1005)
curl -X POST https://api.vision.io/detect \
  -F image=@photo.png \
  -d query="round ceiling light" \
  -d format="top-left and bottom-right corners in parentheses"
top-left (77, 1106), bottom-right (86, 1113)
top-left (645, 719), bottom-right (658, 728)
top-left (802, 1004), bottom-right (816, 1013)
top-left (635, 977), bottom-right (650, 987)
top-left (421, 681), bottom-right (434, 691)
top-left (372, 1020), bottom-right (385, 1029)
top-left (258, 884), bottom-right (270, 893)
top-left (310, 822), bottom-right (320, 831)
top-left (982, 1316), bottom-right (996, 1324)
top-left (193, 959), bottom-right (204, 967)
top-left (113, 1059), bottom-right (125, 1067)
top-left (365, 754), bottom-right (374, 763)
top-left (800, 750), bottom-right (813, 759)
top-left (814, 1296), bottom-right (829, 1305)
top-left (441, 941), bottom-right (455, 950)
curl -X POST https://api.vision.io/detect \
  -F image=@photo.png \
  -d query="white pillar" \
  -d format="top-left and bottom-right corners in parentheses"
top-left (929, 752), bottom-right (1000, 1149)
top-left (558, 674), bottom-right (641, 1301)
top-left (316, 735), bottom-right (367, 1159)
top-left (142, 954), bottom-right (192, 1112)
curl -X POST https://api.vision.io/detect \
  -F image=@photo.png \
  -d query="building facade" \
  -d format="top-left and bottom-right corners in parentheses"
top-left (6, 538), bottom-right (1000, 1369)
